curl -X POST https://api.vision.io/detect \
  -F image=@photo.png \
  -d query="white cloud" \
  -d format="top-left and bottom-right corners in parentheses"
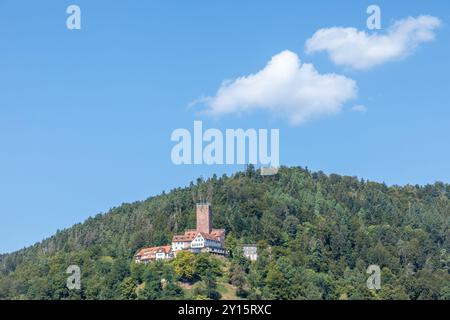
top-left (305, 15), bottom-right (441, 70)
top-left (351, 104), bottom-right (367, 113)
top-left (199, 50), bottom-right (357, 125)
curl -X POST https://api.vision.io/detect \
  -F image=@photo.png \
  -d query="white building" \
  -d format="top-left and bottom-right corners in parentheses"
top-left (135, 245), bottom-right (173, 263)
top-left (172, 203), bottom-right (226, 255)
top-left (135, 203), bottom-right (227, 263)
top-left (189, 232), bottom-right (226, 255)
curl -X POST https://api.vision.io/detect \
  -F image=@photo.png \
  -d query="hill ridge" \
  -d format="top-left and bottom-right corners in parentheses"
top-left (1, 165), bottom-right (449, 300)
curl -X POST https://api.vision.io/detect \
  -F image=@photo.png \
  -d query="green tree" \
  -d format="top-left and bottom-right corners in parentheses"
top-left (118, 277), bottom-right (137, 299)
top-left (173, 251), bottom-right (197, 282)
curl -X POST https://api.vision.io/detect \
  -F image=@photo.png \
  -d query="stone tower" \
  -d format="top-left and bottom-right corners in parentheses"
top-left (196, 202), bottom-right (212, 234)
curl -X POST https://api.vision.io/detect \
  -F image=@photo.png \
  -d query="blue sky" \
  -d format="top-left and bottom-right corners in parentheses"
top-left (1, 0), bottom-right (449, 254)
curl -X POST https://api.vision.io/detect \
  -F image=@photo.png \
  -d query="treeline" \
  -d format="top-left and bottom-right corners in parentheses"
top-left (0, 166), bottom-right (449, 299)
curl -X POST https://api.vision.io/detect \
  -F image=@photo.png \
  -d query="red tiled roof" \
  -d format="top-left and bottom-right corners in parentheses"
top-left (172, 226), bottom-right (225, 243)
top-left (136, 245), bottom-right (171, 257)
top-left (172, 230), bottom-right (197, 242)
top-left (160, 245), bottom-right (172, 254)
top-left (173, 229), bottom-right (224, 243)
top-left (211, 229), bottom-right (225, 237)
top-left (198, 232), bottom-right (219, 241)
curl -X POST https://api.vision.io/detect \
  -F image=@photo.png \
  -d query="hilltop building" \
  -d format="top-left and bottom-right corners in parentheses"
top-left (134, 245), bottom-right (173, 263)
top-left (135, 203), bottom-right (226, 263)
top-left (172, 203), bottom-right (226, 255)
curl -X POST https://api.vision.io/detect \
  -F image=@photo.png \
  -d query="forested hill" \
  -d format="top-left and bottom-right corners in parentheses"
top-left (0, 166), bottom-right (449, 300)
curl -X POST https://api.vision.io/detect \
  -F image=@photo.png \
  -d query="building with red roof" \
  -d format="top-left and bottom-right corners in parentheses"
top-left (134, 245), bottom-right (173, 263)
top-left (135, 203), bottom-right (226, 263)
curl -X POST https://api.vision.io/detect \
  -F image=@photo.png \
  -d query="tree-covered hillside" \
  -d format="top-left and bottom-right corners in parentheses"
top-left (0, 166), bottom-right (449, 300)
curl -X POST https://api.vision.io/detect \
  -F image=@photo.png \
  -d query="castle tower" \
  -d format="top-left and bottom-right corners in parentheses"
top-left (196, 202), bottom-right (212, 234)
